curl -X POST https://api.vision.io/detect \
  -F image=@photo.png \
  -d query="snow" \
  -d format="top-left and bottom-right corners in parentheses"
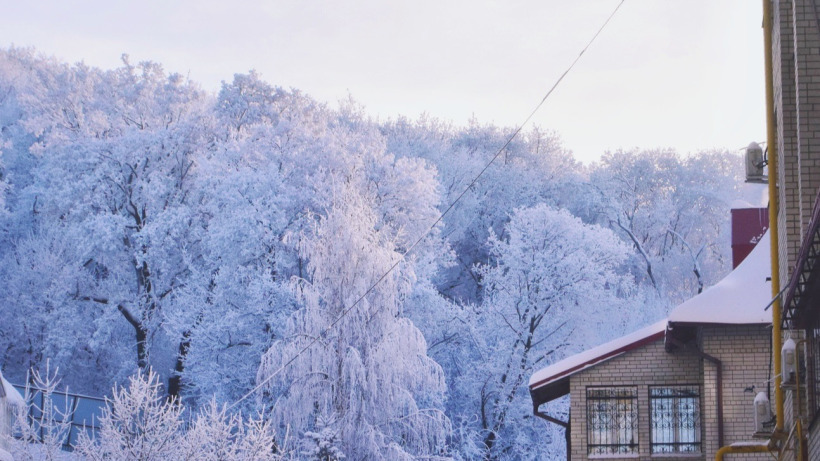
top-left (1, 375), bottom-right (24, 409)
top-left (531, 230), bottom-right (773, 392)
top-left (730, 199), bottom-right (755, 209)
top-left (729, 440), bottom-right (770, 448)
top-left (738, 183), bottom-right (769, 208)
top-left (668, 230), bottom-right (772, 325)
top-left (529, 319), bottom-right (666, 389)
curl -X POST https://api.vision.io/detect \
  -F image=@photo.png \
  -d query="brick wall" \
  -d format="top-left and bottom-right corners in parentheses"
top-left (774, 0), bottom-right (820, 293)
top-left (774, 0), bottom-right (801, 285)
top-left (701, 325), bottom-right (772, 459)
top-left (791, 0), bottom-right (820, 242)
top-left (567, 325), bottom-right (770, 461)
top-left (568, 336), bottom-right (701, 460)
top-left (773, 0), bottom-right (820, 457)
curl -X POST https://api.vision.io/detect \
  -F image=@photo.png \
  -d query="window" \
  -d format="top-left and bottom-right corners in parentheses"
top-left (587, 386), bottom-right (638, 456)
top-left (649, 385), bottom-right (701, 454)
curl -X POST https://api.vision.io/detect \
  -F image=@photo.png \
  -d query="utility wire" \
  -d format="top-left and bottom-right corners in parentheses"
top-left (228, 0), bottom-right (626, 411)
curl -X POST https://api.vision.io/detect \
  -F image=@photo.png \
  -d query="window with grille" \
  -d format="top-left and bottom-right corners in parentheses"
top-left (586, 386), bottom-right (638, 456)
top-left (649, 385), bottom-right (701, 454)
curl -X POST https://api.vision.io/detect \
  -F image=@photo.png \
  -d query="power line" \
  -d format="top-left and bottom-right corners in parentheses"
top-left (228, 0), bottom-right (626, 411)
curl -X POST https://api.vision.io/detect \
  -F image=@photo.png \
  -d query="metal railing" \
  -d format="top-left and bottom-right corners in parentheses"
top-left (11, 384), bottom-right (105, 451)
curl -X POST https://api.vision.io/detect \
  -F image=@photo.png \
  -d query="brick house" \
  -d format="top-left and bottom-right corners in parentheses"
top-left (529, 222), bottom-right (773, 460)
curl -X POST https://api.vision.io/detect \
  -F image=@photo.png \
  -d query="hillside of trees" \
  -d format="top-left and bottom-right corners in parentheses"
top-left (0, 47), bottom-right (762, 459)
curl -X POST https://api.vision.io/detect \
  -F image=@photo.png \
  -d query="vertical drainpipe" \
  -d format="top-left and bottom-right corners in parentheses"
top-left (700, 351), bottom-right (725, 448)
top-left (714, 0), bottom-right (782, 458)
top-left (666, 336), bottom-right (724, 447)
top-left (533, 407), bottom-right (570, 457)
top-left (762, 0), bottom-right (784, 435)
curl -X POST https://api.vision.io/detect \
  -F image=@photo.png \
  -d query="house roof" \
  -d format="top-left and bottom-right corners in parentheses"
top-left (528, 320), bottom-right (667, 404)
top-left (668, 230), bottom-right (772, 326)
top-left (0, 372), bottom-right (24, 408)
top-left (529, 230), bottom-right (773, 407)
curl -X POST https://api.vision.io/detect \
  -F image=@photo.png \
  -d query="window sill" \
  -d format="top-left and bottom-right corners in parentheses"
top-left (650, 454), bottom-right (702, 459)
top-left (588, 454), bottom-right (639, 459)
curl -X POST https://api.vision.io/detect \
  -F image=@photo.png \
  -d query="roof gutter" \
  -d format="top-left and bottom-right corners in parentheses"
top-left (529, 328), bottom-right (665, 395)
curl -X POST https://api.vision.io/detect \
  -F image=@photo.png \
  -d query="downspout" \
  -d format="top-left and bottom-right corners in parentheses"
top-left (667, 336), bottom-right (724, 447)
top-left (698, 351), bottom-right (724, 448)
top-left (715, 0), bottom-right (782, 457)
top-left (533, 406), bottom-right (570, 457)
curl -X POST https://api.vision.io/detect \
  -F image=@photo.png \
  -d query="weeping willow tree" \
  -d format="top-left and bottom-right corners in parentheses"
top-left (257, 183), bottom-right (452, 460)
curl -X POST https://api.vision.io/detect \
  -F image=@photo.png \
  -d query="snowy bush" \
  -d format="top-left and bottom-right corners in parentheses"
top-left (5, 367), bottom-right (288, 461)
top-left (75, 370), bottom-right (287, 461)
top-left (75, 370), bottom-right (183, 461)
top-left (7, 363), bottom-right (76, 461)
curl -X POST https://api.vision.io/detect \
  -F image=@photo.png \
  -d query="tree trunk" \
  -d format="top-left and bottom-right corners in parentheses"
top-left (117, 304), bottom-right (149, 369)
top-left (167, 329), bottom-right (192, 399)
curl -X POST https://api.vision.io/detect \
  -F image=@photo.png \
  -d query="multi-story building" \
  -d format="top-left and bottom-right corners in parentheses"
top-left (775, 0), bottom-right (820, 457)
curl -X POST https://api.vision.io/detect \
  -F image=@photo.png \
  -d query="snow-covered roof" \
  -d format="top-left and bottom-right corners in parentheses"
top-left (668, 230), bottom-right (772, 325)
top-left (730, 199), bottom-right (756, 209)
top-left (529, 319), bottom-right (666, 391)
top-left (1, 373), bottom-right (25, 408)
top-left (530, 230), bottom-right (773, 405)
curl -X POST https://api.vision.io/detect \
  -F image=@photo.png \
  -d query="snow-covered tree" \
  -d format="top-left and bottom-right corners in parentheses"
top-left (382, 118), bottom-right (581, 303)
top-left (0, 47), bottom-right (755, 460)
top-left (588, 148), bottom-right (749, 304)
top-left (257, 183), bottom-right (451, 460)
top-left (471, 204), bottom-right (631, 459)
top-left (72, 370), bottom-right (286, 461)
top-left (76, 370), bottom-right (183, 461)
top-left (0, 51), bottom-right (215, 394)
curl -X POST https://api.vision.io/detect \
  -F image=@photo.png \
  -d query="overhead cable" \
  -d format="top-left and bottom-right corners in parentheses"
top-left (228, 0), bottom-right (626, 411)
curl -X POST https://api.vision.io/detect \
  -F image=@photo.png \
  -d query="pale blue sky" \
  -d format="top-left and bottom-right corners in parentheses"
top-left (0, 0), bottom-right (765, 162)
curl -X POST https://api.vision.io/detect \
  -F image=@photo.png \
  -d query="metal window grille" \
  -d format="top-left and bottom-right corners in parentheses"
top-left (649, 385), bottom-right (701, 454)
top-left (586, 386), bottom-right (638, 456)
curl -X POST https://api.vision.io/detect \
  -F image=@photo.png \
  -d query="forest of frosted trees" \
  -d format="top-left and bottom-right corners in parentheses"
top-left (0, 47), bottom-right (763, 459)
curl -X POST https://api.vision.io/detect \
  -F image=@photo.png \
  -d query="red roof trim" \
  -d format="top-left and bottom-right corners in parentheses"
top-left (528, 330), bottom-right (665, 391)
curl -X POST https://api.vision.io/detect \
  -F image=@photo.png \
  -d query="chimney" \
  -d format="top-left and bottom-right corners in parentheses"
top-left (731, 206), bottom-right (769, 268)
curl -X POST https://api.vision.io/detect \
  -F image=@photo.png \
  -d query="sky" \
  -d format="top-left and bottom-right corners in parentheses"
top-left (0, 0), bottom-right (765, 163)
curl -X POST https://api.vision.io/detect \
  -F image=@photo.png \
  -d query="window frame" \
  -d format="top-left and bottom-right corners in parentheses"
top-left (586, 386), bottom-right (639, 456)
top-left (648, 384), bottom-right (702, 455)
